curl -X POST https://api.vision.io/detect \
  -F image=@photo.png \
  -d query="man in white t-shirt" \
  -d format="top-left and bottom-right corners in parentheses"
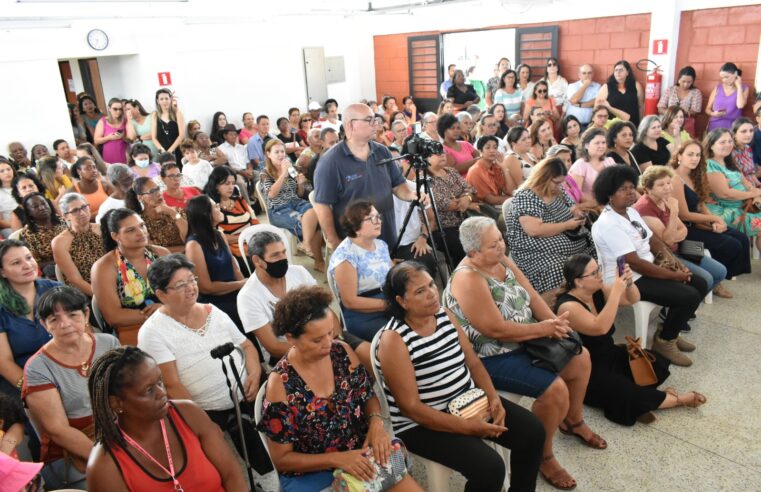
top-left (237, 230), bottom-right (369, 367)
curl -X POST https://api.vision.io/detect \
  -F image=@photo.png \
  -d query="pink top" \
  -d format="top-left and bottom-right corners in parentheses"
top-left (444, 140), bottom-right (477, 176)
top-left (563, 175), bottom-right (582, 203)
top-left (101, 117), bottom-right (129, 164)
top-left (239, 127), bottom-right (256, 143)
top-left (568, 157), bottom-right (616, 198)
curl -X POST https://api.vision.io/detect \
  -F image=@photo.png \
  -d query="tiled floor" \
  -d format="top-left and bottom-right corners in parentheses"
top-left (249, 217), bottom-right (761, 491)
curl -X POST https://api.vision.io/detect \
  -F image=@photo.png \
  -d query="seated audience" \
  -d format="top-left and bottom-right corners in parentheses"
top-left (160, 161), bottom-right (201, 209)
top-left (419, 112), bottom-right (441, 142)
top-left (125, 177), bottom-right (188, 253)
top-left (555, 254), bottom-right (706, 426)
top-left (504, 126), bottom-right (537, 188)
top-left (490, 103), bottom-right (510, 139)
top-left (258, 285), bottom-right (421, 492)
top-left (7, 141), bottom-right (34, 174)
top-left (443, 216), bottom-right (602, 491)
top-left (529, 117), bottom-right (557, 161)
top-left (23, 286), bottom-right (120, 489)
top-left (18, 193), bottom-right (66, 278)
top-left (261, 139), bottom-right (324, 270)
top-left (589, 105), bottom-right (611, 131)
top-left (328, 201), bottom-right (393, 341)
top-left (91, 208), bottom-right (170, 345)
top-left (179, 140), bottom-right (213, 190)
top-left (390, 120), bottom-right (409, 151)
top-left (37, 156), bottom-right (72, 207)
top-left (731, 117), bottom-right (759, 187)
top-left (633, 165), bottom-right (728, 296)
top-left (51, 193), bottom-right (104, 296)
top-left (0, 392), bottom-right (26, 457)
top-left (402, 96), bottom-right (421, 124)
top-left (185, 195), bottom-right (245, 330)
top-left (569, 128), bottom-right (616, 203)
top-left (591, 165), bottom-right (707, 366)
top-left (218, 125), bottom-right (253, 180)
top-left (137, 254), bottom-right (262, 464)
top-left (75, 142), bottom-right (108, 175)
top-left (86, 346), bottom-right (246, 490)
top-left (0, 239), bottom-right (61, 396)
top-left (671, 141), bottom-right (750, 283)
top-left (507, 158), bottom-right (596, 293)
top-left (705, 62), bottom-right (748, 132)
top-left (376, 261), bottom-right (544, 492)
top-left (657, 66), bottom-right (702, 137)
top-left (440, 113), bottom-right (480, 176)
top-left (209, 111), bottom-right (228, 146)
top-left (95, 164), bottom-right (134, 223)
top-left (437, 100), bottom-right (454, 116)
top-left (632, 115), bottom-right (670, 169)
top-left (239, 112), bottom-right (257, 145)
top-left (546, 144), bottom-right (583, 203)
top-left (194, 131), bottom-right (228, 167)
top-left (473, 114), bottom-right (508, 155)
top-left (30, 143), bottom-right (51, 168)
top-left (54, 140), bottom-right (78, 169)
top-left (467, 136), bottom-right (513, 206)
top-left (9, 172), bottom-right (46, 232)
top-left (70, 156), bottom-right (113, 220)
top-left (704, 129), bottom-right (761, 251)
top-left (660, 106), bottom-right (692, 155)
top-left (205, 166), bottom-right (259, 263)
top-left (606, 120), bottom-right (641, 175)
top-left (559, 114), bottom-right (581, 161)
top-left (523, 81), bottom-right (560, 126)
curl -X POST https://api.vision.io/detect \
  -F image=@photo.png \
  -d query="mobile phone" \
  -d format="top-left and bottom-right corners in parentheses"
top-left (231, 185), bottom-right (241, 199)
top-left (414, 122), bottom-right (422, 134)
top-left (616, 256), bottom-right (626, 276)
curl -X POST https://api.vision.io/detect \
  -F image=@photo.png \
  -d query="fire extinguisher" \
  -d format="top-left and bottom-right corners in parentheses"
top-left (643, 60), bottom-right (661, 116)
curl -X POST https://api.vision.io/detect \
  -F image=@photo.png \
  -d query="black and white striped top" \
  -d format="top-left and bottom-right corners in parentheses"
top-left (375, 310), bottom-right (475, 434)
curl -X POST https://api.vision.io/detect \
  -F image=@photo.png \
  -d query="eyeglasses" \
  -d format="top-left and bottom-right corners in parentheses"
top-left (302, 118), bottom-right (312, 122)
top-left (547, 62), bottom-right (557, 67)
top-left (166, 276), bottom-right (199, 292)
top-left (351, 116), bottom-right (377, 126)
top-left (536, 89), bottom-right (548, 94)
top-left (363, 213), bottom-right (382, 224)
top-left (65, 204), bottom-right (90, 216)
top-left (580, 266), bottom-right (601, 278)
top-left (140, 187), bottom-right (161, 196)
top-left (630, 220), bottom-right (647, 239)
top-left (165, 173), bottom-right (182, 180)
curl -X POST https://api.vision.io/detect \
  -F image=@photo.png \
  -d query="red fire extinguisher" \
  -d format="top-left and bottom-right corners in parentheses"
top-left (644, 64), bottom-right (662, 116)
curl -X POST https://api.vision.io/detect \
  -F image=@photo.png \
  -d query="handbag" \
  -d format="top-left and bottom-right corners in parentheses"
top-left (447, 388), bottom-right (490, 419)
top-left (330, 438), bottom-right (410, 492)
top-left (625, 336), bottom-right (658, 386)
top-left (523, 331), bottom-right (583, 373)
top-left (677, 239), bottom-right (704, 264)
top-left (653, 248), bottom-right (685, 272)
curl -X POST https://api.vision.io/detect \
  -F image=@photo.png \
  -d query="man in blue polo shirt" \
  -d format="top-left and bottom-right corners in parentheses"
top-left (313, 103), bottom-right (426, 249)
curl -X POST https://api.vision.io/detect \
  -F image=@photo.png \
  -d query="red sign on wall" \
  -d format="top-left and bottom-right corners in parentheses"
top-left (652, 39), bottom-right (668, 55)
top-left (157, 72), bottom-right (172, 86)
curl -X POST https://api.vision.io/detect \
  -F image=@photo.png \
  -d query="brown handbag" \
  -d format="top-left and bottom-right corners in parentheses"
top-left (626, 336), bottom-right (658, 386)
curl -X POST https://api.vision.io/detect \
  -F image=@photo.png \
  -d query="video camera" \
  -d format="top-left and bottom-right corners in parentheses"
top-left (404, 134), bottom-right (444, 169)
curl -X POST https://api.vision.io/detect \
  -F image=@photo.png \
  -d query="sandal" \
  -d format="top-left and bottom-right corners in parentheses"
top-left (559, 419), bottom-right (607, 449)
top-left (296, 243), bottom-right (313, 257)
top-left (713, 283), bottom-right (733, 298)
top-left (539, 455), bottom-right (577, 490)
top-left (663, 387), bottom-right (678, 397)
top-left (676, 391), bottom-right (707, 408)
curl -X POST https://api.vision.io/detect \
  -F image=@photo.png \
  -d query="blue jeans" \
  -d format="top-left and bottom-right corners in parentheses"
top-left (680, 254), bottom-right (727, 292)
top-left (279, 470), bottom-right (333, 491)
top-left (41, 458), bottom-right (87, 490)
top-left (480, 347), bottom-right (558, 398)
top-left (341, 291), bottom-right (390, 342)
top-left (269, 199), bottom-right (312, 240)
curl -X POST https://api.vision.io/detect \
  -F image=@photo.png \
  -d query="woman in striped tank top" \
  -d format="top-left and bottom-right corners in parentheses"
top-left (375, 261), bottom-right (544, 492)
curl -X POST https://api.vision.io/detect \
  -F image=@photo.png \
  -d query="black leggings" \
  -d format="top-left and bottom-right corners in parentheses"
top-left (398, 397), bottom-right (544, 492)
top-left (635, 274), bottom-right (706, 340)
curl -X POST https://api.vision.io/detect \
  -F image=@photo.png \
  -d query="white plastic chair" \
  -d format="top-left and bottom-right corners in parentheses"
top-left (54, 264), bottom-right (66, 283)
top-left (255, 180), bottom-right (300, 255)
top-left (8, 229), bottom-right (22, 241)
top-left (308, 190), bottom-right (333, 265)
top-left (325, 267), bottom-right (348, 330)
top-left (238, 223), bottom-right (294, 276)
top-left (702, 249), bottom-right (713, 305)
top-left (254, 383), bottom-right (281, 490)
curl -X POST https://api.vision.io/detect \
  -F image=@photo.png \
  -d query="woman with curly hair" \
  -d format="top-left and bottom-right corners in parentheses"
top-left (671, 141), bottom-right (750, 282)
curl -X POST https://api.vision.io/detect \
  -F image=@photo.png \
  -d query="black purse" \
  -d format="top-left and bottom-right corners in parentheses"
top-left (677, 239), bottom-right (704, 264)
top-left (523, 331), bottom-right (583, 373)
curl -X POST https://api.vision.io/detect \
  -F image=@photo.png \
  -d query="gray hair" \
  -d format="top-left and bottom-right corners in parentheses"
top-left (59, 192), bottom-right (88, 214)
top-left (466, 105), bottom-right (481, 117)
top-left (308, 128), bottom-right (321, 139)
top-left (456, 112), bottom-right (473, 123)
top-left (391, 120), bottom-right (407, 131)
top-left (422, 112), bottom-right (437, 124)
top-left (459, 216), bottom-right (498, 254)
top-left (546, 144), bottom-right (572, 158)
top-left (636, 115), bottom-right (661, 144)
top-left (106, 163), bottom-right (130, 184)
top-left (247, 231), bottom-right (283, 259)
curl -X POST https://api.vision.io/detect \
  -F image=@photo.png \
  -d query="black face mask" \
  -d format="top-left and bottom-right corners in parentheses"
top-left (264, 258), bottom-right (288, 278)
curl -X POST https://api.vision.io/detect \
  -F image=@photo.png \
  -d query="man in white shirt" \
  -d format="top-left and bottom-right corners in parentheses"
top-left (565, 64), bottom-right (601, 127)
top-left (237, 231), bottom-right (369, 367)
top-left (217, 124), bottom-right (256, 187)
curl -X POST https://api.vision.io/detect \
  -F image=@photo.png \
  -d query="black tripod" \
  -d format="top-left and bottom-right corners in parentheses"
top-left (389, 158), bottom-right (454, 286)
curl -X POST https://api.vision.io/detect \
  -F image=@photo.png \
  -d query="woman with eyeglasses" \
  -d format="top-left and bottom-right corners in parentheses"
top-left (51, 193), bottom-right (104, 296)
top-left (70, 156), bottom-right (113, 220)
top-left (523, 81), bottom-right (560, 127)
top-left (160, 161), bottom-right (200, 209)
top-left (93, 98), bottom-right (129, 165)
top-left (493, 69), bottom-right (523, 120)
top-left (125, 177), bottom-right (187, 253)
top-left (590, 165), bottom-right (706, 367)
top-left (328, 201), bottom-right (393, 342)
top-left (595, 60), bottom-right (644, 127)
top-left (542, 57), bottom-right (569, 109)
top-left (91, 208), bottom-right (170, 345)
top-left (296, 114), bottom-right (313, 145)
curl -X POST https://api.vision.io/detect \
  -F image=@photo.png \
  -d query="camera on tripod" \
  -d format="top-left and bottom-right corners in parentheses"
top-left (404, 134), bottom-right (444, 168)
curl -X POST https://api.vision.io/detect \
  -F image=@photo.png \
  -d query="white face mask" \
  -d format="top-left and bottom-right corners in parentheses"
top-left (134, 158), bottom-right (150, 168)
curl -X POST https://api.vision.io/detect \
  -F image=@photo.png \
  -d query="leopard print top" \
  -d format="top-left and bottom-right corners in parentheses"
top-left (67, 227), bottom-right (105, 284)
top-left (143, 209), bottom-right (186, 248)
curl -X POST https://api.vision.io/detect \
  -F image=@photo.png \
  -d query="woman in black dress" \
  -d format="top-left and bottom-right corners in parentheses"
top-left (554, 254), bottom-right (706, 425)
top-left (151, 88), bottom-right (185, 164)
top-left (447, 69), bottom-right (480, 111)
top-left (595, 60), bottom-right (644, 127)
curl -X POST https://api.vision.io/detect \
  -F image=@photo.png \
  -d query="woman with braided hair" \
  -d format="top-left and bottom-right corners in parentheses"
top-left (86, 346), bottom-right (246, 491)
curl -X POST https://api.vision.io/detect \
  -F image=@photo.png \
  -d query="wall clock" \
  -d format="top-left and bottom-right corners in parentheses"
top-left (87, 29), bottom-right (109, 51)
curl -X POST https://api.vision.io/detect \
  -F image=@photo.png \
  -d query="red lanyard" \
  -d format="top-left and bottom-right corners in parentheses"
top-left (120, 419), bottom-right (184, 491)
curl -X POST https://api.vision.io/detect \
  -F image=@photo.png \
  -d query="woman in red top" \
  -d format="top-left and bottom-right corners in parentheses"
top-left (86, 346), bottom-right (246, 492)
top-left (160, 162), bottom-right (200, 209)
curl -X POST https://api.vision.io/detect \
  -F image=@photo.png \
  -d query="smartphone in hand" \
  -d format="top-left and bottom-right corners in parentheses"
top-left (616, 256), bottom-right (626, 276)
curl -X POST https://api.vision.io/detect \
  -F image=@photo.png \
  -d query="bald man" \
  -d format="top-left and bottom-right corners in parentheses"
top-left (313, 103), bottom-right (426, 249)
top-left (566, 64), bottom-right (601, 127)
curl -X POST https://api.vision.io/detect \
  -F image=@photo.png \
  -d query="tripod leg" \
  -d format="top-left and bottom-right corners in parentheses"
top-left (220, 359), bottom-right (257, 490)
top-left (420, 167), bottom-right (455, 273)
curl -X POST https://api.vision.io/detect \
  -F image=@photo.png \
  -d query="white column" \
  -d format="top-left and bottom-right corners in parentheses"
top-left (645, 0), bottom-right (683, 87)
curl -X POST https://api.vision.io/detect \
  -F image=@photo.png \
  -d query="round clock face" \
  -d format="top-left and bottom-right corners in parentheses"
top-left (87, 29), bottom-right (109, 51)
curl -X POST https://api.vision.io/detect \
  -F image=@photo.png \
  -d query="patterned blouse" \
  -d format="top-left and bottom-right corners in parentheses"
top-left (67, 227), bottom-right (105, 284)
top-left (114, 247), bottom-right (158, 308)
top-left (143, 209), bottom-right (186, 249)
top-left (443, 263), bottom-right (534, 357)
top-left (21, 223), bottom-right (67, 267)
top-left (733, 145), bottom-right (759, 188)
top-left (328, 238), bottom-right (391, 298)
top-left (261, 171), bottom-right (299, 208)
top-left (258, 342), bottom-right (374, 475)
top-left (428, 167), bottom-right (476, 229)
top-left (219, 197), bottom-right (259, 257)
top-left (657, 86), bottom-right (702, 115)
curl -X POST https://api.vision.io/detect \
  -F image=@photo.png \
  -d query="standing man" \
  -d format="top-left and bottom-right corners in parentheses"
top-left (245, 115), bottom-right (272, 170)
top-left (313, 103), bottom-right (426, 249)
top-left (439, 64), bottom-right (457, 100)
top-left (565, 64), bottom-right (601, 129)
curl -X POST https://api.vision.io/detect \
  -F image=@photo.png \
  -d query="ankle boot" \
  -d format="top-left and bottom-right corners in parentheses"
top-left (652, 335), bottom-right (693, 367)
top-left (676, 336), bottom-right (696, 352)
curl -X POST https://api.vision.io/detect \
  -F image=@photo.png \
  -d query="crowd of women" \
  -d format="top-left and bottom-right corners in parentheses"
top-left (0, 55), bottom-right (757, 491)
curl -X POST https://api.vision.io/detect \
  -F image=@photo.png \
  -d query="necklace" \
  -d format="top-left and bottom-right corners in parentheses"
top-left (120, 419), bottom-right (184, 492)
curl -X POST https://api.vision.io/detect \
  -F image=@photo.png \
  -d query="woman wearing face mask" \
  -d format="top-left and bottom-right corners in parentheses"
top-left (70, 156), bottom-right (114, 220)
top-left (128, 144), bottom-right (161, 180)
top-left (125, 177), bottom-right (187, 253)
top-left (657, 66), bottom-right (702, 138)
top-left (151, 88), bottom-right (186, 164)
top-left (19, 193), bottom-right (66, 278)
top-left (94, 98), bottom-right (130, 165)
top-left (731, 117), bottom-right (759, 188)
top-left (706, 62), bottom-right (748, 132)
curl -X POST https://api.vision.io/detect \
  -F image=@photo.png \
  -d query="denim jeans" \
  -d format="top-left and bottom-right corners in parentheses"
top-left (679, 254), bottom-right (727, 292)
